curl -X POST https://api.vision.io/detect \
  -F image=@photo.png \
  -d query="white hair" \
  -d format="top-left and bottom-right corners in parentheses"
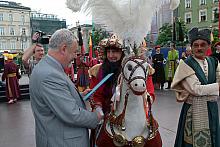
top-left (49, 29), bottom-right (77, 50)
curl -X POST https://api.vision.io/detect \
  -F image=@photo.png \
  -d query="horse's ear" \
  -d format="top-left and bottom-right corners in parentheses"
top-left (148, 64), bottom-right (155, 75)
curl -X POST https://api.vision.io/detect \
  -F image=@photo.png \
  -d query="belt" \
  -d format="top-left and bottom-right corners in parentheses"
top-left (7, 73), bottom-right (16, 78)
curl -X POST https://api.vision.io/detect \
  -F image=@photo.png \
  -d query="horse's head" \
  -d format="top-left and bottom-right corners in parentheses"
top-left (121, 56), bottom-right (149, 95)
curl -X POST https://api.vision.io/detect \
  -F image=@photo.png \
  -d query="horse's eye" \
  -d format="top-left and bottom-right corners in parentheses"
top-left (127, 64), bottom-right (132, 71)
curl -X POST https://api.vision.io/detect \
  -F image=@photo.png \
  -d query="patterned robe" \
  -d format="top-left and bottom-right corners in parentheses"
top-left (171, 56), bottom-right (220, 147)
top-left (165, 49), bottom-right (179, 81)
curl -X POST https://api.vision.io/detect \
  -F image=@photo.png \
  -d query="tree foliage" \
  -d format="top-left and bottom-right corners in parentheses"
top-left (156, 19), bottom-right (188, 47)
top-left (91, 27), bottom-right (110, 47)
top-left (156, 23), bottom-right (172, 46)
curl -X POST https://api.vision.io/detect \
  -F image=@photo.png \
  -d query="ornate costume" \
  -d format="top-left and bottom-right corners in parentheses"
top-left (152, 47), bottom-right (165, 90)
top-left (89, 60), bottom-right (162, 147)
top-left (76, 54), bottom-right (90, 92)
top-left (2, 57), bottom-right (21, 103)
top-left (172, 27), bottom-right (220, 147)
top-left (165, 47), bottom-right (179, 89)
top-left (172, 57), bottom-right (220, 147)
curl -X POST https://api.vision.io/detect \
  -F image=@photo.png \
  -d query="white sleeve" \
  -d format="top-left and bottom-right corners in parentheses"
top-left (181, 74), bottom-right (219, 96)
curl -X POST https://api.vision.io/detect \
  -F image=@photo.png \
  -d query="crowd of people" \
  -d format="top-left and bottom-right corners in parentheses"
top-left (0, 27), bottom-right (219, 147)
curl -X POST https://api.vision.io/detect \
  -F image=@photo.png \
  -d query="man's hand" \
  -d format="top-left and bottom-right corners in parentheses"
top-left (95, 106), bottom-right (104, 123)
top-left (82, 88), bottom-right (92, 97)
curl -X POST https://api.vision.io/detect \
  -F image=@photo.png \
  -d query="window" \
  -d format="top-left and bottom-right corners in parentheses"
top-left (199, 9), bottom-right (207, 22)
top-left (10, 41), bottom-right (16, 49)
top-left (21, 15), bottom-right (25, 24)
top-left (200, 0), bottom-right (206, 5)
top-left (0, 13), bottom-right (3, 21)
top-left (0, 27), bottom-right (4, 35)
top-left (185, 12), bottom-right (192, 24)
top-left (21, 28), bottom-right (26, 35)
top-left (21, 42), bottom-right (27, 50)
top-left (185, 0), bottom-right (191, 8)
top-left (9, 14), bottom-right (13, 22)
top-left (0, 41), bottom-right (7, 50)
top-left (9, 27), bottom-right (15, 35)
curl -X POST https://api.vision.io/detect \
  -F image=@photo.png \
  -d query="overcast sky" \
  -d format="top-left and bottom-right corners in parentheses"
top-left (13, 0), bottom-right (92, 28)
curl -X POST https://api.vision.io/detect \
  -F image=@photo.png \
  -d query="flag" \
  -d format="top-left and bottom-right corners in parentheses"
top-left (89, 34), bottom-right (93, 59)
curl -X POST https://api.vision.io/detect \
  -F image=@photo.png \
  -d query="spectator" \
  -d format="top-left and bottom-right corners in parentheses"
top-left (22, 32), bottom-right (45, 76)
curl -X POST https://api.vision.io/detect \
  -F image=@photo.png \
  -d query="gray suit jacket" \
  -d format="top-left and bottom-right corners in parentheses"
top-left (30, 55), bottom-right (99, 147)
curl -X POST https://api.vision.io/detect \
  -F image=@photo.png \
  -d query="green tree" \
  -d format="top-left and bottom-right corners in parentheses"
top-left (175, 18), bottom-right (188, 46)
top-left (156, 23), bottom-right (172, 46)
top-left (91, 27), bottom-right (110, 47)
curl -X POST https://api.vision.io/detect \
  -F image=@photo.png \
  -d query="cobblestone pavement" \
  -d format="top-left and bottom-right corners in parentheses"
top-left (0, 89), bottom-right (219, 147)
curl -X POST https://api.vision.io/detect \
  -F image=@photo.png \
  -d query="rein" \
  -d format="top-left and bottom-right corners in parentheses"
top-left (104, 56), bottom-right (156, 146)
top-left (122, 56), bottom-right (148, 95)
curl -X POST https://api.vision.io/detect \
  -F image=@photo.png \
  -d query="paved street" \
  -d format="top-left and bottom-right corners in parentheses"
top-left (0, 89), bottom-right (219, 147)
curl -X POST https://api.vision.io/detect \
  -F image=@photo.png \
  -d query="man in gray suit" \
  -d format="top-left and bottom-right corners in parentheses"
top-left (30, 29), bottom-right (103, 147)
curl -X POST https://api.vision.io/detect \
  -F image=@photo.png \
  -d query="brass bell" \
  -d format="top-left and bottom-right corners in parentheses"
top-left (132, 136), bottom-right (145, 147)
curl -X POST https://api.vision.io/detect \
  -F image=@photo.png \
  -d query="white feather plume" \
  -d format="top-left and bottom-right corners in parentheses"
top-left (66, 0), bottom-right (180, 47)
top-left (66, 0), bottom-right (87, 12)
top-left (84, 0), bottom-right (164, 46)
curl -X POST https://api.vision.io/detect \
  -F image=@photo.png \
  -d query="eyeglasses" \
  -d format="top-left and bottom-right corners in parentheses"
top-left (192, 43), bottom-right (208, 49)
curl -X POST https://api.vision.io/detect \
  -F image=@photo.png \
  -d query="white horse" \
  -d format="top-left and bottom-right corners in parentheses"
top-left (96, 55), bottom-right (162, 147)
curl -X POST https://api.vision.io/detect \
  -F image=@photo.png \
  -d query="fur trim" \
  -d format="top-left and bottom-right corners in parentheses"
top-left (171, 59), bottom-right (195, 102)
top-left (88, 63), bottom-right (102, 78)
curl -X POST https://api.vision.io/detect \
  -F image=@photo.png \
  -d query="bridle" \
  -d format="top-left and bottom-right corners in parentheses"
top-left (122, 56), bottom-right (148, 95)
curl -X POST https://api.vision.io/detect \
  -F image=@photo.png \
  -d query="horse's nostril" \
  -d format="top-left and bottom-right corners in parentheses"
top-left (143, 84), bottom-right (145, 87)
top-left (135, 84), bottom-right (138, 86)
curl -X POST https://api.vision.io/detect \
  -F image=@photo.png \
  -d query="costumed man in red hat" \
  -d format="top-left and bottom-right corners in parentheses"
top-left (2, 54), bottom-right (21, 104)
top-left (75, 25), bottom-right (91, 91)
top-left (152, 45), bottom-right (165, 90)
top-left (89, 46), bottom-right (103, 68)
top-left (211, 41), bottom-right (220, 62)
top-left (76, 52), bottom-right (90, 92)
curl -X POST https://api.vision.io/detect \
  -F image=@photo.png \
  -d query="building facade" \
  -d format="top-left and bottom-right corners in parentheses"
top-left (0, 1), bottom-right (31, 52)
top-left (178, 0), bottom-right (219, 29)
top-left (31, 11), bottom-right (66, 36)
top-left (149, 3), bottom-right (173, 45)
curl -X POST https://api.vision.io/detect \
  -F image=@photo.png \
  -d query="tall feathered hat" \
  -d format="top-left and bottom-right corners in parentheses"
top-left (66, 0), bottom-right (180, 56)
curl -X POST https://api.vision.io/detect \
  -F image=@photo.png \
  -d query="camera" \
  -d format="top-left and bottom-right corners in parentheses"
top-left (33, 30), bottom-right (50, 44)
